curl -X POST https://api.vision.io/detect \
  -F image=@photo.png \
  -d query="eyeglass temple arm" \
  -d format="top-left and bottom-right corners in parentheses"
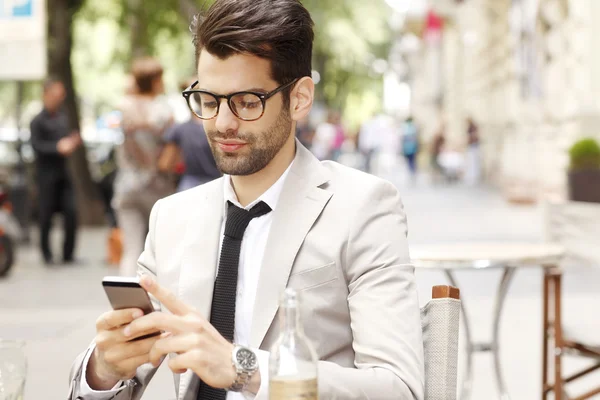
top-left (263, 79), bottom-right (298, 99)
top-left (184, 80), bottom-right (199, 92)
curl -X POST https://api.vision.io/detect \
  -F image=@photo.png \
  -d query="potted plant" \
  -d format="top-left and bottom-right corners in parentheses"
top-left (567, 137), bottom-right (600, 203)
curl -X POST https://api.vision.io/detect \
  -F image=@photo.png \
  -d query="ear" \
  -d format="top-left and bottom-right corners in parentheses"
top-left (289, 77), bottom-right (314, 122)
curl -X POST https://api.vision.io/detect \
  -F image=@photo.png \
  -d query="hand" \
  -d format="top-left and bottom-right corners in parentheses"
top-left (124, 275), bottom-right (238, 390)
top-left (87, 308), bottom-right (164, 390)
top-left (70, 132), bottom-right (83, 148)
top-left (57, 137), bottom-right (73, 155)
top-left (56, 136), bottom-right (80, 156)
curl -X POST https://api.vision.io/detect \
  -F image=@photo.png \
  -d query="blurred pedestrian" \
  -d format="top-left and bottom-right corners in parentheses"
top-left (295, 116), bottom-right (314, 148)
top-left (30, 78), bottom-right (82, 265)
top-left (464, 117), bottom-right (481, 185)
top-left (430, 122), bottom-right (446, 183)
top-left (97, 146), bottom-right (118, 229)
top-left (401, 116), bottom-right (419, 181)
top-left (113, 57), bottom-right (175, 276)
top-left (330, 111), bottom-right (346, 161)
top-left (311, 111), bottom-right (337, 160)
top-left (158, 78), bottom-right (222, 192)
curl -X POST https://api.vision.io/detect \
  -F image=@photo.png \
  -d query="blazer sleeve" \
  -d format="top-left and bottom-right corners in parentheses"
top-left (67, 200), bottom-right (164, 400)
top-left (317, 180), bottom-right (425, 400)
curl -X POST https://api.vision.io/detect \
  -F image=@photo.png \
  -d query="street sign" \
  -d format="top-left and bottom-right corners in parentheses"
top-left (0, 0), bottom-right (33, 17)
top-left (0, 0), bottom-right (47, 80)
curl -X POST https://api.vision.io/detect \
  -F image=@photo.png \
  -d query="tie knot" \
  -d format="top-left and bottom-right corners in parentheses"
top-left (224, 201), bottom-right (272, 240)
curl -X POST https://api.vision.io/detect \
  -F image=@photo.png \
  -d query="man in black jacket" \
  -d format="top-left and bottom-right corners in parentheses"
top-left (30, 79), bottom-right (82, 265)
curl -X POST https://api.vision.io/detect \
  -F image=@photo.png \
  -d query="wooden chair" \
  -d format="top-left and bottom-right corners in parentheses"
top-left (421, 285), bottom-right (461, 400)
top-left (543, 269), bottom-right (600, 400)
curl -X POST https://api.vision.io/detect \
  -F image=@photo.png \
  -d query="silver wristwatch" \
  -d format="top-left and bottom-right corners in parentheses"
top-left (228, 345), bottom-right (259, 392)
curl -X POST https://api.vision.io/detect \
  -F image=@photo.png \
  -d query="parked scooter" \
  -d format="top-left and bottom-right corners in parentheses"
top-left (0, 183), bottom-right (20, 277)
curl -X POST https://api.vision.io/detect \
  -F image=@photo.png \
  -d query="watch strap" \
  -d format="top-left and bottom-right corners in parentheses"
top-left (229, 368), bottom-right (254, 392)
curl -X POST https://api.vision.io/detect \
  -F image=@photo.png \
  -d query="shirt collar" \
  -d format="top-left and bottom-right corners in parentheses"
top-left (223, 160), bottom-right (294, 212)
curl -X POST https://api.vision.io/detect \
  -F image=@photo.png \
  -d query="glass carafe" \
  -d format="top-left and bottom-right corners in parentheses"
top-left (269, 289), bottom-right (318, 400)
top-left (0, 340), bottom-right (27, 400)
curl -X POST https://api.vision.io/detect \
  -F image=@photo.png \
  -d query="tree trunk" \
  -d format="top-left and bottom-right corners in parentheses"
top-left (128, 0), bottom-right (149, 59)
top-left (47, 0), bottom-right (105, 226)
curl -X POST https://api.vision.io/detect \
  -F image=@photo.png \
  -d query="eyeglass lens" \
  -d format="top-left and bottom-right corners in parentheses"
top-left (187, 92), bottom-right (264, 120)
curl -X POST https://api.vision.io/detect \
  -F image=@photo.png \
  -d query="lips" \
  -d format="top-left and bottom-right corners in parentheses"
top-left (215, 139), bottom-right (247, 152)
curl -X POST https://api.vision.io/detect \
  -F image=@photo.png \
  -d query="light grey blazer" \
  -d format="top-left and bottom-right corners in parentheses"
top-left (68, 141), bottom-right (424, 400)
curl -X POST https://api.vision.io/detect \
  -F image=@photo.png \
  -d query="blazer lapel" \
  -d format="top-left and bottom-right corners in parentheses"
top-left (250, 143), bottom-right (332, 348)
top-left (177, 179), bottom-right (224, 400)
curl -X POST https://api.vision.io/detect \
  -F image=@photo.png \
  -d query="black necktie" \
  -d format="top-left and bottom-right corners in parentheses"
top-left (197, 200), bottom-right (272, 400)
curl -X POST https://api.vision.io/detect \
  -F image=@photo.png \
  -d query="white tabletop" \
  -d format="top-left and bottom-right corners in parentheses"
top-left (410, 242), bottom-right (565, 270)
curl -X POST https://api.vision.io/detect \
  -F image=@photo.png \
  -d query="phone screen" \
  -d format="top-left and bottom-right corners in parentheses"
top-left (102, 277), bottom-right (159, 341)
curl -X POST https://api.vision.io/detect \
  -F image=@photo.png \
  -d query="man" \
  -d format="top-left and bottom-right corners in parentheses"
top-left (30, 79), bottom-right (81, 265)
top-left (158, 79), bottom-right (222, 192)
top-left (68, 0), bottom-right (424, 399)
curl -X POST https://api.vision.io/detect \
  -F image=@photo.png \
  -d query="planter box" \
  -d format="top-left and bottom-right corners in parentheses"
top-left (568, 169), bottom-right (600, 203)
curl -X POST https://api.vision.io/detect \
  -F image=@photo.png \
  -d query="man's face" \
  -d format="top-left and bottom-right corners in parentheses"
top-left (44, 82), bottom-right (66, 111)
top-left (196, 50), bottom-right (293, 176)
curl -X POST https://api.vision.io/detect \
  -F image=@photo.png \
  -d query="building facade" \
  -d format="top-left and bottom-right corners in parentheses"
top-left (405, 0), bottom-right (600, 201)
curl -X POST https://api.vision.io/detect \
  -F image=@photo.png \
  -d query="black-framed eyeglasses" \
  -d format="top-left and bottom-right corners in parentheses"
top-left (181, 79), bottom-right (299, 122)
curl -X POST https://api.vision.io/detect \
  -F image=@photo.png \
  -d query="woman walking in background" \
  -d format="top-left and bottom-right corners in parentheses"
top-left (464, 117), bottom-right (482, 185)
top-left (113, 57), bottom-right (175, 276)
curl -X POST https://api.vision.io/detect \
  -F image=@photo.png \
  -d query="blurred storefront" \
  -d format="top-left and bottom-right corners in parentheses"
top-left (401, 0), bottom-right (600, 202)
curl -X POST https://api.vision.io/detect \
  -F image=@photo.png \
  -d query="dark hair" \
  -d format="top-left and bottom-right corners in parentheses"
top-left (190, 0), bottom-right (314, 100)
top-left (131, 56), bottom-right (164, 94)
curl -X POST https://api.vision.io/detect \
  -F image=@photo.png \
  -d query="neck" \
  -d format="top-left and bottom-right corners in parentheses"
top-left (44, 106), bottom-right (58, 115)
top-left (231, 136), bottom-right (296, 207)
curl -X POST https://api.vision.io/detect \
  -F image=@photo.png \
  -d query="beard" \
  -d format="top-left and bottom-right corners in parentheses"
top-left (206, 108), bottom-right (293, 176)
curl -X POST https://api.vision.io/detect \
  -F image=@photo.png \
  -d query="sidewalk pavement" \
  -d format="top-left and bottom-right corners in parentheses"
top-left (1, 181), bottom-right (599, 400)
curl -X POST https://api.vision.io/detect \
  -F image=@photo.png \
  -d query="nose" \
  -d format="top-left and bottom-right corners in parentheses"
top-left (214, 99), bottom-right (240, 134)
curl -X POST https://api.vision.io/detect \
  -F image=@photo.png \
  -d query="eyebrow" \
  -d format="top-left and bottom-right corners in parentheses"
top-left (196, 87), bottom-right (270, 95)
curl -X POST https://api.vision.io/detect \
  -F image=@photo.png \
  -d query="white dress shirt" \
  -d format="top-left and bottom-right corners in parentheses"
top-left (79, 162), bottom-right (293, 400)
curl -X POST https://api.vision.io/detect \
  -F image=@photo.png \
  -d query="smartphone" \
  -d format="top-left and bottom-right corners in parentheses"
top-left (102, 276), bottom-right (160, 340)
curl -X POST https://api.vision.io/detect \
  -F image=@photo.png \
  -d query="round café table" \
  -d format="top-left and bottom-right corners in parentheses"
top-left (411, 242), bottom-right (565, 400)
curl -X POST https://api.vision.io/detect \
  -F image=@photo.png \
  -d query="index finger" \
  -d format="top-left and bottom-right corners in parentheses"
top-left (96, 308), bottom-right (144, 331)
top-left (139, 275), bottom-right (193, 316)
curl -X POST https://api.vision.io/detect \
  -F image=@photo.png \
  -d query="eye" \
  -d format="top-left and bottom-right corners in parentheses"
top-left (198, 93), bottom-right (218, 109)
top-left (232, 93), bottom-right (262, 110)
top-left (240, 100), bottom-right (260, 109)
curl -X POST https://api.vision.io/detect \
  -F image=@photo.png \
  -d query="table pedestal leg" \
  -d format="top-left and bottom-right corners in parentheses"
top-left (492, 267), bottom-right (516, 400)
top-left (445, 266), bottom-right (516, 400)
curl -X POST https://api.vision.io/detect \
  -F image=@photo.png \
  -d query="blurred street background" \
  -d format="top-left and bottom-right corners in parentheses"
top-left (2, 0), bottom-right (600, 399)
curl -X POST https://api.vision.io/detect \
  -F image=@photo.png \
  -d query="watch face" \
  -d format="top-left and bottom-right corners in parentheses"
top-left (236, 348), bottom-right (257, 369)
